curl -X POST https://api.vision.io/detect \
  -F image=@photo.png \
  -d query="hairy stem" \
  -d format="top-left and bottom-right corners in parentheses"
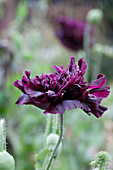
top-left (45, 114), bottom-right (64, 170)
top-left (0, 119), bottom-right (6, 152)
top-left (52, 114), bottom-right (58, 134)
top-left (44, 114), bottom-right (51, 147)
top-left (84, 24), bottom-right (92, 82)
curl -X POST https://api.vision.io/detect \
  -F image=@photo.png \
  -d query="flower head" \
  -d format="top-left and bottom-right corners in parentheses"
top-left (14, 56), bottom-right (110, 118)
top-left (55, 16), bottom-right (92, 51)
top-left (86, 9), bottom-right (103, 25)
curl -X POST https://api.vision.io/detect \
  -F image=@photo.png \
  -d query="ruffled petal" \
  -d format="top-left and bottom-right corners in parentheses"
top-left (44, 100), bottom-right (91, 114)
top-left (90, 86), bottom-right (110, 98)
top-left (90, 105), bottom-right (108, 118)
top-left (13, 80), bottom-right (25, 93)
top-left (89, 74), bottom-right (106, 89)
top-left (52, 65), bottom-right (63, 73)
top-left (69, 56), bottom-right (78, 74)
top-left (15, 93), bottom-right (31, 106)
top-left (78, 58), bottom-right (87, 75)
top-left (24, 87), bottom-right (44, 98)
top-left (24, 70), bottom-right (31, 79)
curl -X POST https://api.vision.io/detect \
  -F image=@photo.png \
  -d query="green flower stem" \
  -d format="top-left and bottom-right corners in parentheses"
top-left (84, 24), bottom-right (92, 82)
top-left (52, 114), bottom-right (58, 134)
top-left (92, 53), bottom-right (102, 80)
top-left (100, 165), bottom-right (103, 170)
top-left (44, 114), bottom-right (51, 147)
top-left (45, 114), bottom-right (64, 170)
top-left (0, 119), bottom-right (6, 152)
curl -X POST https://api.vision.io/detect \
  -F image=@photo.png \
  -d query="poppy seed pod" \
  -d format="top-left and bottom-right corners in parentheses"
top-left (92, 44), bottom-right (104, 55)
top-left (0, 150), bottom-right (15, 170)
top-left (86, 9), bottom-right (103, 25)
top-left (46, 133), bottom-right (62, 158)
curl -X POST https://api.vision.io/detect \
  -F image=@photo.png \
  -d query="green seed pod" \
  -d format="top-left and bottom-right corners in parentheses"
top-left (86, 9), bottom-right (103, 25)
top-left (103, 46), bottom-right (113, 58)
top-left (46, 133), bottom-right (62, 158)
top-left (92, 44), bottom-right (103, 55)
top-left (0, 150), bottom-right (15, 170)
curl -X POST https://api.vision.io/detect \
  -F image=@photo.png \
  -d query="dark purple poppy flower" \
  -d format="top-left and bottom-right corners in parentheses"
top-left (55, 16), bottom-right (93, 51)
top-left (14, 56), bottom-right (110, 118)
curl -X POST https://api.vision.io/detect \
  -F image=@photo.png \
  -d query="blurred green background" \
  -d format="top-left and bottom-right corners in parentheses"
top-left (0, 0), bottom-right (113, 169)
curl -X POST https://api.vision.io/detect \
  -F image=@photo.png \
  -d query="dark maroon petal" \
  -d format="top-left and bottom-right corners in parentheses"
top-left (89, 74), bottom-right (106, 89)
top-left (59, 77), bottom-right (76, 92)
top-left (69, 56), bottom-right (78, 74)
top-left (52, 65), bottom-right (63, 73)
top-left (34, 79), bottom-right (43, 91)
top-left (21, 71), bottom-right (36, 90)
top-left (24, 70), bottom-right (31, 79)
top-left (44, 100), bottom-right (91, 114)
top-left (15, 93), bottom-right (31, 106)
top-left (13, 80), bottom-right (25, 93)
top-left (90, 86), bottom-right (110, 98)
top-left (78, 58), bottom-right (87, 75)
top-left (24, 87), bottom-right (44, 98)
top-left (90, 105), bottom-right (108, 118)
top-left (22, 76), bottom-right (29, 86)
top-left (31, 99), bottom-right (50, 110)
top-left (46, 90), bottom-right (56, 97)
top-left (85, 96), bottom-right (103, 107)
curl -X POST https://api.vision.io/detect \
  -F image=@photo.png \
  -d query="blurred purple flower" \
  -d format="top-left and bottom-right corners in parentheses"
top-left (14, 56), bottom-right (110, 118)
top-left (55, 16), bottom-right (92, 51)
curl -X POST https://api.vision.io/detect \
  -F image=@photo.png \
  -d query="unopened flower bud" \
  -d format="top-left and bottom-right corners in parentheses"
top-left (86, 9), bottom-right (103, 25)
top-left (0, 119), bottom-right (15, 170)
top-left (92, 44), bottom-right (103, 55)
top-left (0, 150), bottom-right (15, 170)
top-left (46, 133), bottom-right (62, 158)
top-left (103, 46), bottom-right (113, 58)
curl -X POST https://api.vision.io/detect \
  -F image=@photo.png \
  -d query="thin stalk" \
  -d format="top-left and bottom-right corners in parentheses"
top-left (84, 24), bottom-right (92, 82)
top-left (100, 163), bottom-right (105, 170)
top-left (45, 114), bottom-right (64, 170)
top-left (44, 114), bottom-right (51, 147)
top-left (92, 53), bottom-right (102, 80)
top-left (52, 114), bottom-right (58, 134)
top-left (0, 119), bottom-right (6, 151)
top-left (100, 165), bottom-right (103, 170)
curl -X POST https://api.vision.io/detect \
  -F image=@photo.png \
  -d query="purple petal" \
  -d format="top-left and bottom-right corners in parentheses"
top-left (89, 74), bottom-right (106, 89)
top-left (31, 99), bottom-right (50, 110)
top-left (90, 105), bottom-right (108, 118)
top-left (44, 100), bottom-right (91, 114)
top-left (69, 56), bottom-right (78, 74)
top-left (78, 58), bottom-right (87, 75)
top-left (24, 70), bottom-right (31, 79)
top-left (15, 93), bottom-right (31, 106)
top-left (90, 86), bottom-right (110, 98)
top-left (13, 80), bottom-right (25, 93)
top-left (46, 90), bottom-right (56, 97)
top-left (24, 87), bottom-right (44, 98)
top-left (52, 65), bottom-right (63, 73)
